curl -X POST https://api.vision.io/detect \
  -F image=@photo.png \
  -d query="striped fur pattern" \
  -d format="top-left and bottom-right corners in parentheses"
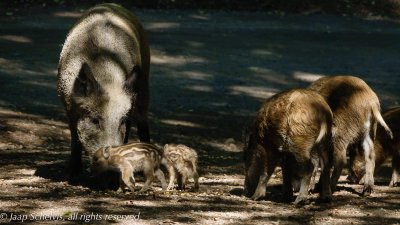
top-left (92, 142), bottom-right (166, 193)
top-left (162, 144), bottom-right (199, 191)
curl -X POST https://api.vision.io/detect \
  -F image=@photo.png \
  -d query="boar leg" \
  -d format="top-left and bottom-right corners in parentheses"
top-left (389, 170), bottom-right (398, 187)
top-left (330, 141), bottom-right (348, 192)
top-left (140, 165), bottom-right (155, 192)
top-left (361, 133), bottom-right (375, 196)
top-left (68, 119), bottom-right (83, 181)
top-left (136, 114), bottom-right (150, 142)
top-left (318, 143), bottom-right (332, 202)
top-left (290, 147), bottom-right (314, 205)
top-left (193, 171), bottom-right (200, 192)
top-left (166, 165), bottom-right (176, 190)
top-left (155, 169), bottom-right (167, 190)
top-left (251, 155), bottom-right (278, 201)
top-left (177, 173), bottom-right (185, 190)
top-left (389, 153), bottom-right (400, 187)
top-left (120, 168), bottom-right (136, 193)
top-left (293, 160), bottom-right (314, 205)
top-left (282, 154), bottom-right (294, 202)
top-left (123, 120), bottom-right (131, 144)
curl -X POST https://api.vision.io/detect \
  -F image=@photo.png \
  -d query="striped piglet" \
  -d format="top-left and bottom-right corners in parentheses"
top-left (92, 142), bottom-right (167, 193)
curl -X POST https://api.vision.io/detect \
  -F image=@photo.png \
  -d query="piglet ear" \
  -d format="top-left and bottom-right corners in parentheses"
top-left (74, 63), bottom-right (99, 97)
top-left (124, 65), bottom-right (140, 91)
top-left (102, 146), bottom-right (111, 159)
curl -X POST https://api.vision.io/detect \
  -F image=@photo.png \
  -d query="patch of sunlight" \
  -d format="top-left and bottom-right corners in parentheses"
top-left (21, 81), bottom-right (56, 89)
top-left (160, 119), bottom-right (204, 128)
top-left (151, 54), bottom-right (206, 66)
top-left (187, 85), bottom-right (213, 92)
top-left (196, 211), bottom-right (251, 224)
top-left (182, 71), bottom-right (211, 80)
top-left (251, 49), bottom-right (274, 56)
top-left (201, 176), bottom-right (243, 185)
top-left (185, 41), bottom-right (205, 48)
top-left (248, 66), bottom-right (291, 85)
top-left (124, 200), bottom-right (160, 207)
top-left (292, 71), bottom-right (325, 83)
top-left (207, 138), bottom-right (241, 153)
top-left (53, 11), bottom-right (82, 18)
top-left (229, 86), bottom-right (277, 99)
top-left (15, 169), bottom-right (35, 176)
top-left (189, 14), bottom-right (210, 21)
top-left (3, 176), bottom-right (44, 185)
top-left (30, 204), bottom-right (81, 219)
top-left (0, 57), bottom-right (22, 70)
top-left (0, 35), bottom-right (32, 43)
top-left (145, 22), bottom-right (180, 30)
top-left (248, 66), bottom-right (280, 75)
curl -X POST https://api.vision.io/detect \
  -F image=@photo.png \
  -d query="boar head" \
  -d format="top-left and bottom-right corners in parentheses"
top-left (91, 146), bottom-right (112, 174)
top-left (72, 62), bottom-right (139, 155)
top-left (243, 132), bottom-right (265, 197)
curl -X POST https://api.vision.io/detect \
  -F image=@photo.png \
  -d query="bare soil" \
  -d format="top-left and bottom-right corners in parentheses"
top-left (0, 6), bottom-right (400, 224)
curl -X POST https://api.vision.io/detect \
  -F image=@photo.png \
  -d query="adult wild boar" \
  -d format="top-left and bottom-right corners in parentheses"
top-left (348, 107), bottom-right (400, 187)
top-left (57, 3), bottom-right (150, 180)
top-left (309, 76), bottom-right (392, 195)
top-left (244, 89), bottom-right (333, 205)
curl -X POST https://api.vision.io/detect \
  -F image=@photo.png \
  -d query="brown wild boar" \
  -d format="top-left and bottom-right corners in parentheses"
top-left (309, 76), bottom-right (392, 195)
top-left (348, 107), bottom-right (400, 187)
top-left (162, 144), bottom-right (199, 191)
top-left (57, 3), bottom-right (150, 180)
top-left (243, 89), bottom-right (333, 205)
top-left (91, 142), bottom-right (166, 192)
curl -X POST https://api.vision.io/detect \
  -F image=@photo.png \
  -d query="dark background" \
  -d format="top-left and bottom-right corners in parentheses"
top-left (2, 0), bottom-right (400, 17)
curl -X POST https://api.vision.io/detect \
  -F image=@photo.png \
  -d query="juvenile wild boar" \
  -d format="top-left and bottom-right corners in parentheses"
top-left (57, 3), bottom-right (150, 179)
top-left (92, 142), bottom-right (166, 192)
top-left (348, 107), bottom-right (400, 187)
top-left (162, 144), bottom-right (199, 191)
top-left (244, 89), bottom-right (333, 205)
top-left (309, 76), bottom-right (392, 195)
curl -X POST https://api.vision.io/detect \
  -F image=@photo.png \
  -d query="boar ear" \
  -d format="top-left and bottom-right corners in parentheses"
top-left (74, 63), bottom-right (99, 97)
top-left (102, 146), bottom-right (111, 159)
top-left (124, 65), bottom-right (140, 91)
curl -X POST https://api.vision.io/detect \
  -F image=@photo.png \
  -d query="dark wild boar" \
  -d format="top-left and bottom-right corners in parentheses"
top-left (57, 3), bottom-right (150, 180)
top-left (162, 144), bottom-right (200, 191)
top-left (92, 142), bottom-right (166, 192)
top-left (309, 76), bottom-right (392, 195)
top-left (348, 107), bottom-right (400, 187)
top-left (244, 89), bottom-right (333, 205)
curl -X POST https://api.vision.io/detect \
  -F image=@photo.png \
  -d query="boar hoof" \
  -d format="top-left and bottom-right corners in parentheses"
top-left (361, 187), bottom-right (372, 197)
top-left (316, 196), bottom-right (332, 204)
top-left (251, 192), bottom-right (265, 201)
top-left (389, 181), bottom-right (398, 187)
top-left (293, 196), bottom-right (309, 206)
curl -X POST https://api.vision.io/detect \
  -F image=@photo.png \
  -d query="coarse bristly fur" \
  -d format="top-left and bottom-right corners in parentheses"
top-left (162, 144), bottom-right (200, 191)
top-left (92, 142), bottom-right (167, 193)
top-left (348, 107), bottom-right (400, 187)
top-left (57, 3), bottom-right (151, 181)
top-left (309, 75), bottom-right (392, 196)
top-left (243, 88), bottom-right (333, 205)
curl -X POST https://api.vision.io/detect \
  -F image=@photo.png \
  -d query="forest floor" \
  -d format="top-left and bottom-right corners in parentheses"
top-left (0, 6), bottom-right (400, 224)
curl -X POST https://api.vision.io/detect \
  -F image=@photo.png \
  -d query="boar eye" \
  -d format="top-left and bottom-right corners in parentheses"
top-left (120, 116), bottom-right (128, 126)
top-left (90, 117), bottom-right (100, 126)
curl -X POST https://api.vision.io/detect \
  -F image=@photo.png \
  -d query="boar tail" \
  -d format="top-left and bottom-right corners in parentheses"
top-left (316, 121), bottom-right (328, 144)
top-left (373, 107), bottom-right (393, 139)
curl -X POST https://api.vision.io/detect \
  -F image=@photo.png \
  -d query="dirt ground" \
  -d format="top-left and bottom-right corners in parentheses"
top-left (1, 6), bottom-right (400, 225)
